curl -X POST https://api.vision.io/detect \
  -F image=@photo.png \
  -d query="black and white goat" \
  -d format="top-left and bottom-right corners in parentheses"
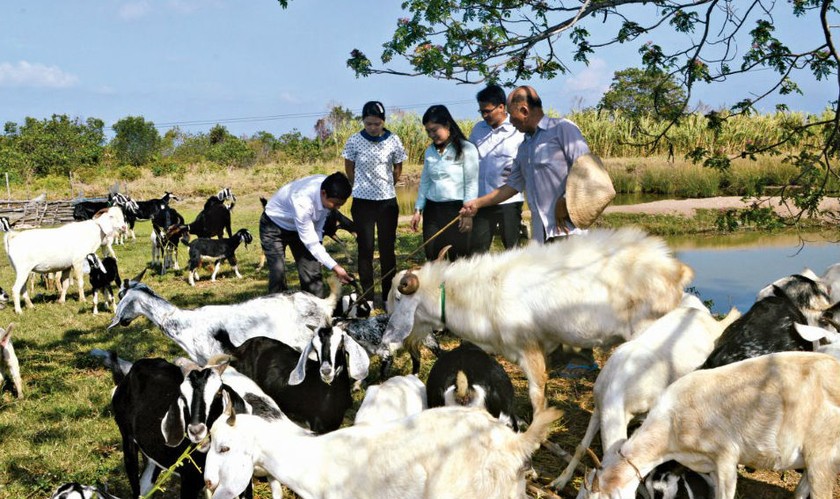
top-left (185, 189), bottom-right (236, 240)
top-left (333, 314), bottom-right (442, 381)
top-left (701, 272), bottom-right (833, 369)
top-left (214, 327), bottom-right (360, 434)
top-left (150, 205), bottom-right (189, 274)
top-left (162, 357), bottom-right (284, 498)
top-left (85, 253), bottom-right (121, 315)
top-left (0, 324), bottom-right (22, 398)
top-left (425, 341), bottom-right (519, 430)
top-left (109, 276), bottom-right (339, 365)
top-left (109, 356), bottom-right (207, 499)
top-left (185, 228), bottom-right (251, 286)
top-left (50, 482), bottom-right (120, 499)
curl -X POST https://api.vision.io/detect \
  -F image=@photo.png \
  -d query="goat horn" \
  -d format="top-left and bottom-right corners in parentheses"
top-left (436, 245), bottom-right (453, 262)
top-left (398, 271), bottom-right (419, 295)
top-left (586, 447), bottom-right (602, 468)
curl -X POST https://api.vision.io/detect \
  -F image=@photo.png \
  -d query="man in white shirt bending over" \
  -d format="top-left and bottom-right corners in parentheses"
top-left (468, 84), bottom-right (526, 252)
top-left (260, 172), bottom-right (354, 297)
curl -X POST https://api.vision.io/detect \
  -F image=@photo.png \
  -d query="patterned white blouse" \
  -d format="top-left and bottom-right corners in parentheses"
top-left (342, 132), bottom-right (408, 201)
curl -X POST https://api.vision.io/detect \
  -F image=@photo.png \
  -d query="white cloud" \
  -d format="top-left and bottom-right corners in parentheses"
top-left (563, 58), bottom-right (611, 94)
top-left (0, 61), bottom-right (78, 88)
top-left (118, 1), bottom-right (151, 20)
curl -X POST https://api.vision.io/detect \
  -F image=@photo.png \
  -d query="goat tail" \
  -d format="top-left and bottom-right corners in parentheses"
top-left (518, 406), bottom-right (563, 455)
top-left (553, 406), bottom-right (601, 490)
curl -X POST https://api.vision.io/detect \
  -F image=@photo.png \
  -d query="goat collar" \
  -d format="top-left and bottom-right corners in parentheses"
top-left (439, 282), bottom-right (446, 326)
top-left (618, 448), bottom-right (643, 482)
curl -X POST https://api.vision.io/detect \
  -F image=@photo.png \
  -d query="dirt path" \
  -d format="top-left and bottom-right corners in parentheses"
top-left (604, 195), bottom-right (840, 218)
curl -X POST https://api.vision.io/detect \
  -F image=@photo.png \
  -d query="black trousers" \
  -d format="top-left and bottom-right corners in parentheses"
top-left (422, 200), bottom-right (472, 261)
top-left (259, 212), bottom-right (326, 297)
top-left (350, 197), bottom-right (398, 303)
top-left (471, 202), bottom-right (524, 253)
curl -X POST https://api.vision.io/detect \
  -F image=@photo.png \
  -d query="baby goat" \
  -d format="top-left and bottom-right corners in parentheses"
top-left (85, 253), bottom-right (121, 315)
top-left (425, 341), bottom-right (519, 430)
top-left (185, 228), bottom-right (252, 286)
top-left (0, 324), bottom-right (22, 398)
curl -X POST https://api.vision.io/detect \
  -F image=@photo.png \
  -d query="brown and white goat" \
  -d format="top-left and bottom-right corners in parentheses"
top-left (579, 351), bottom-right (840, 499)
top-left (0, 324), bottom-right (22, 398)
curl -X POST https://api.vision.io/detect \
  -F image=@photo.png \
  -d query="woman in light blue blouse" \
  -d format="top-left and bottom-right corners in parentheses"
top-left (410, 105), bottom-right (479, 261)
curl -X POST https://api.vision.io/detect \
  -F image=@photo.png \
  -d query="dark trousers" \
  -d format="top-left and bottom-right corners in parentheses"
top-left (259, 212), bottom-right (325, 297)
top-left (422, 200), bottom-right (472, 261)
top-left (471, 202), bottom-right (523, 253)
top-left (351, 197), bottom-right (398, 303)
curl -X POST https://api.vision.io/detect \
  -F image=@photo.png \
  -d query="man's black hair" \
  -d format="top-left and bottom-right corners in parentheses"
top-left (321, 172), bottom-right (352, 200)
top-left (476, 84), bottom-right (506, 106)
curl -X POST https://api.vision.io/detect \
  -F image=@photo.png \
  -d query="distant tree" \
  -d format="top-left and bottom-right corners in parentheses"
top-left (598, 67), bottom-right (687, 121)
top-left (205, 125), bottom-right (255, 169)
top-left (335, 0), bottom-right (840, 222)
top-left (314, 105), bottom-right (356, 140)
top-left (5, 114), bottom-right (104, 177)
top-left (111, 116), bottom-right (161, 167)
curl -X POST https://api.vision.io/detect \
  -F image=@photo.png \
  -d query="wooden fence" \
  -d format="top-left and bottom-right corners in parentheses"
top-left (0, 197), bottom-right (104, 229)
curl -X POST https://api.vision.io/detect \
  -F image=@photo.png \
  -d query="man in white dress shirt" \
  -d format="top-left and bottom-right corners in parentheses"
top-left (468, 84), bottom-right (526, 252)
top-left (259, 172), bottom-right (354, 297)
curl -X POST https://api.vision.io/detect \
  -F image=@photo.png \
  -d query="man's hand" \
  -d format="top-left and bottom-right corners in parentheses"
top-left (333, 264), bottom-right (353, 284)
top-left (458, 215), bottom-right (473, 233)
top-left (555, 197), bottom-right (571, 235)
top-left (460, 199), bottom-right (479, 217)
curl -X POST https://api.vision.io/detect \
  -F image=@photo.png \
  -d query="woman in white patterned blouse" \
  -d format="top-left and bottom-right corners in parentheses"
top-left (342, 101), bottom-right (408, 306)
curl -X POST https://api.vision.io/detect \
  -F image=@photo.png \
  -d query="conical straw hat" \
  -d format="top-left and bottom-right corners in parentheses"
top-left (564, 154), bottom-right (616, 229)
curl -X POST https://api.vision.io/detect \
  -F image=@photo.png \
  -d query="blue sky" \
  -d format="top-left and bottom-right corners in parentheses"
top-left (1, 1), bottom-right (834, 139)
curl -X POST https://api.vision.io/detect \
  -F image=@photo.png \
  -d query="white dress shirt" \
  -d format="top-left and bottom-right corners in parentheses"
top-left (469, 119), bottom-right (524, 204)
top-left (264, 174), bottom-right (338, 270)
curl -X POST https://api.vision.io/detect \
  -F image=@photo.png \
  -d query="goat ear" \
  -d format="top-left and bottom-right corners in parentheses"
top-left (161, 396), bottom-right (186, 447)
top-left (132, 268), bottom-right (147, 283)
top-left (342, 333), bottom-right (370, 381)
top-left (223, 391), bottom-right (236, 426)
top-left (173, 357), bottom-right (200, 375)
top-left (288, 340), bottom-right (314, 386)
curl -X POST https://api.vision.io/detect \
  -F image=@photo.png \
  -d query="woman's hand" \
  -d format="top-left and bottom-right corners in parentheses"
top-left (410, 211), bottom-right (421, 232)
top-left (458, 215), bottom-right (473, 233)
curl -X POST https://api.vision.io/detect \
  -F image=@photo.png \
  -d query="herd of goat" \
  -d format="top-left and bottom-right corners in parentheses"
top-left (0, 189), bottom-right (840, 499)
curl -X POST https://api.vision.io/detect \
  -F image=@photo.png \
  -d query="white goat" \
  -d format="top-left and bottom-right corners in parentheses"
top-left (0, 324), bottom-right (22, 398)
top-left (822, 262), bottom-right (840, 303)
top-left (205, 392), bottom-right (561, 499)
top-left (108, 277), bottom-right (340, 365)
top-left (354, 374), bottom-right (427, 425)
top-left (100, 206), bottom-right (127, 260)
top-left (0, 211), bottom-right (119, 314)
top-left (578, 351), bottom-right (840, 499)
top-left (382, 227), bottom-right (693, 414)
top-left (552, 294), bottom-right (741, 489)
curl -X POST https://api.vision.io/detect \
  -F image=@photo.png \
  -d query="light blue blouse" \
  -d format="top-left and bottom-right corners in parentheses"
top-left (414, 140), bottom-right (479, 211)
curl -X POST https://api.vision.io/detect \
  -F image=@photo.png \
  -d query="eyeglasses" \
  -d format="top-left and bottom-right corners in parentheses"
top-left (478, 103), bottom-right (503, 116)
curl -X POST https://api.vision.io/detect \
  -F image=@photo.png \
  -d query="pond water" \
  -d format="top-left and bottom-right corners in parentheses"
top-left (668, 231), bottom-right (838, 314)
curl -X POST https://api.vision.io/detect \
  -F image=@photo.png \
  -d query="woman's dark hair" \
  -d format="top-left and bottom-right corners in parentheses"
top-left (321, 172), bottom-right (352, 200)
top-left (362, 101), bottom-right (386, 121)
top-left (422, 105), bottom-right (467, 160)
